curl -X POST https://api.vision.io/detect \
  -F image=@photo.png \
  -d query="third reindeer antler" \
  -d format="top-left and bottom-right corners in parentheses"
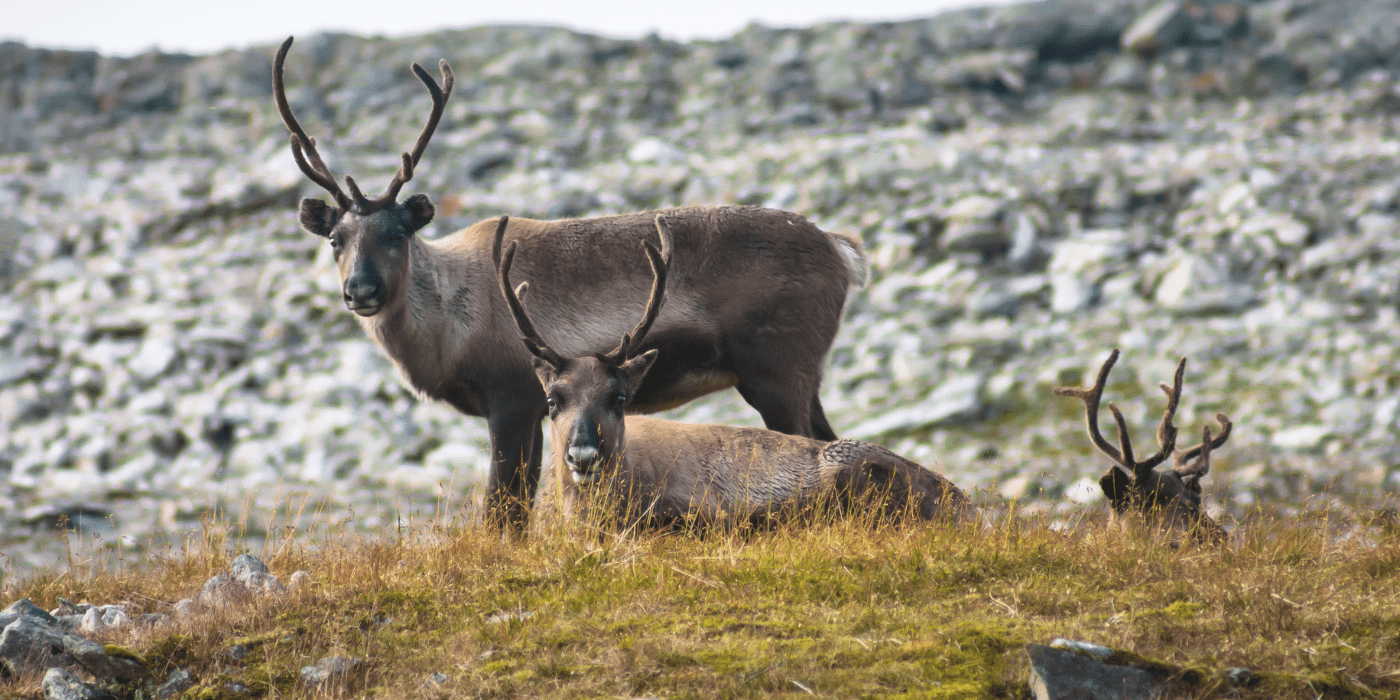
top-left (1054, 349), bottom-right (1183, 482)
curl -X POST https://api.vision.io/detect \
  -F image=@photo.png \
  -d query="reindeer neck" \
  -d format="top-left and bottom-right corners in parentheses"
top-left (357, 236), bottom-right (480, 398)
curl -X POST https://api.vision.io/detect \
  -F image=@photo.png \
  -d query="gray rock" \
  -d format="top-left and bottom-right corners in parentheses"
top-left (1049, 274), bottom-right (1099, 314)
top-left (1271, 425), bottom-right (1331, 452)
top-left (1049, 637), bottom-right (1113, 660)
top-left (154, 668), bottom-right (194, 699)
top-left (99, 606), bottom-right (129, 630)
top-left (41, 667), bottom-right (115, 700)
top-left (1238, 212), bottom-right (1311, 247)
top-left (137, 613), bottom-right (171, 628)
top-left (242, 571), bottom-right (287, 597)
top-left (0, 615), bottom-right (71, 676)
top-left (198, 573), bottom-right (251, 609)
top-left (3, 598), bottom-right (58, 626)
top-left (78, 608), bottom-right (105, 636)
top-left (846, 373), bottom-right (986, 439)
top-left (1026, 643), bottom-right (1159, 700)
top-left (1006, 212), bottom-right (1041, 269)
top-left (1100, 55), bottom-right (1149, 91)
top-left (287, 571), bottom-right (312, 590)
top-left (230, 553), bottom-right (269, 579)
top-left (1121, 2), bottom-right (1191, 57)
top-left (941, 196), bottom-right (1007, 255)
top-left (128, 339), bottom-right (178, 381)
top-left (1222, 667), bottom-right (1255, 686)
top-left (301, 656), bottom-right (362, 688)
top-left (1153, 254), bottom-right (1255, 314)
top-left (63, 634), bottom-right (145, 680)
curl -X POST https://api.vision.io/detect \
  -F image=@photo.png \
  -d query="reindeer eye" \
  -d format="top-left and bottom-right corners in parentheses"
top-left (545, 396), bottom-right (557, 410)
top-left (614, 393), bottom-right (628, 407)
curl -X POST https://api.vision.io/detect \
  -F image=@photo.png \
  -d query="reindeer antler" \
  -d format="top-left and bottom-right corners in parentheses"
top-left (273, 37), bottom-right (352, 211)
top-left (1054, 349), bottom-right (1185, 481)
top-left (1173, 413), bottom-right (1232, 473)
top-left (1056, 349), bottom-right (1233, 543)
top-left (597, 216), bottom-right (671, 366)
top-left (353, 58), bottom-right (453, 211)
top-left (273, 36), bottom-right (454, 215)
top-left (498, 237), bottom-right (567, 369)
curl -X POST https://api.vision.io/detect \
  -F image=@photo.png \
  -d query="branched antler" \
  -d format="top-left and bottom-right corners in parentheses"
top-left (273, 37), bottom-right (351, 211)
top-left (597, 215), bottom-right (672, 366)
top-left (273, 36), bottom-right (454, 215)
top-left (1053, 349), bottom-right (1188, 480)
top-left (496, 220), bottom-right (566, 369)
top-left (1055, 348), bottom-right (1232, 543)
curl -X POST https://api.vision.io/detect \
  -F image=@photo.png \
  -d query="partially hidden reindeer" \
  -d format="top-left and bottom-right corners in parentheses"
top-left (272, 38), bottom-right (868, 534)
top-left (1055, 349), bottom-right (1232, 544)
top-left (497, 215), bottom-right (969, 532)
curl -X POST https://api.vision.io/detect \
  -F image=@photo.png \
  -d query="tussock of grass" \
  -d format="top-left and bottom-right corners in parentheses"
top-left (3, 506), bottom-right (1400, 699)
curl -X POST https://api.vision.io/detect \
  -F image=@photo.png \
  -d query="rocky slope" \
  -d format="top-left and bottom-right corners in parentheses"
top-left (3, 0), bottom-right (1400, 576)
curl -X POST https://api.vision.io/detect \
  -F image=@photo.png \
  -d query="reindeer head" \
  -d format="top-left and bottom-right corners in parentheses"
top-left (1055, 349), bottom-right (1232, 544)
top-left (496, 216), bottom-right (673, 485)
top-left (273, 37), bottom-right (453, 317)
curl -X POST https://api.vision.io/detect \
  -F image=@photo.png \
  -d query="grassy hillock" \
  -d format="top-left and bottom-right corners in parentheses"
top-left (4, 504), bottom-right (1399, 698)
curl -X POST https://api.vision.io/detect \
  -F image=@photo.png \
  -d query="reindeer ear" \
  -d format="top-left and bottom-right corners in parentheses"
top-left (619, 349), bottom-right (659, 389)
top-left (1099, 466), bottom-right (1134, 514)
top-left (530, 356), bottom-right (559, 385)
top-left (403, 193), bottom-right (435, 233)
top-left (299, 198), bottom-right (340, 237)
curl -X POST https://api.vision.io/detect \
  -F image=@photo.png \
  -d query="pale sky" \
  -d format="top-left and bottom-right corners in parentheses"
top-left (3, 0), bottom-right (1013, 56)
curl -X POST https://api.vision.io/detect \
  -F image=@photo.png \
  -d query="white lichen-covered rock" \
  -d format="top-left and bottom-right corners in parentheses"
top-left (301, 656), bottom-right (362, 688)
top-left (41, 667), bottom-right (109, 700)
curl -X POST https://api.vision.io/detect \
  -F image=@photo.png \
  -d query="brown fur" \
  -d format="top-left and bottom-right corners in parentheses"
top-left (273, 38), bottom-right (866, 535)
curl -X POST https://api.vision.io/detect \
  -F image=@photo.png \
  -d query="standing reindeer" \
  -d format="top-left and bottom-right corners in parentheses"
top-left (1055, 349), bottom-right (1232, 544)
top-left (271, 38), bottom-right (867, 534)
top-left (497, 215), bottom-right (969, 531)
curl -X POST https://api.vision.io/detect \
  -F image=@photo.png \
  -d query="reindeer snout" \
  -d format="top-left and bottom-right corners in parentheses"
top-left (343, 278), bottom-right (383, 316)
top-left (567, 445), bottom-right (600, 469)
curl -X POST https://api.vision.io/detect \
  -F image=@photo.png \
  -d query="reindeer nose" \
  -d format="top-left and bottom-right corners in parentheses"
top-left (567, 445), bottom-right (600, 469)
top-left (344, 280), bottom-right (380, 303)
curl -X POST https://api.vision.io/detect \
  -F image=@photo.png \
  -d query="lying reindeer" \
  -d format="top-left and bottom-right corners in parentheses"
top-left (1055, 349), bottom-right (1232, 544)
top-left (496, 216), bottom-right (969, 531)
top-left (272, 37), bottom-right (868, 534)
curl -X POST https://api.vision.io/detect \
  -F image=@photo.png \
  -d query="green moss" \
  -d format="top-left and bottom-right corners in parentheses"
top-left (242, 660), bottom-right (300, 694)
top-left (101, 644), bottom-right (147, 667)
top-left (185, 675), bottom-right (246, 700)
top-left (145, 633), bottom-right (195, 669)
top-left (482, 659), bottom-right (515, 674)
top-left (1159, 600), bottom-right (1204, 620)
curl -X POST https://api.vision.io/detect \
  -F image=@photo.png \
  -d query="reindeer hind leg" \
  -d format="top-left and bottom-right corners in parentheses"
top-left (819, 440), bottom-right (969, 524)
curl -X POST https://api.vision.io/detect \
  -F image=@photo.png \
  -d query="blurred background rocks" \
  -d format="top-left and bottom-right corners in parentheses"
top-left (3, 0), bottom-right (1400, 576)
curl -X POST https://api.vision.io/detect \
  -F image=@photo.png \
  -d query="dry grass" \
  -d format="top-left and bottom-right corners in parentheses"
top-left (3, 500), bottom-right (1400, 699)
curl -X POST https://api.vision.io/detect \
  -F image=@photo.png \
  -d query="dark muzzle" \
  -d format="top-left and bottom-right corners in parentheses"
top-left (343, 275), bottom-right (383, 316)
